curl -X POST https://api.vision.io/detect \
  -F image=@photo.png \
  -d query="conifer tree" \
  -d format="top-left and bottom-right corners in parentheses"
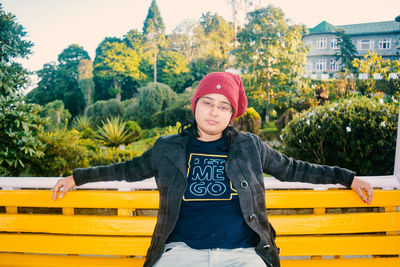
top-left (143, 0), bottom-right (166, 82)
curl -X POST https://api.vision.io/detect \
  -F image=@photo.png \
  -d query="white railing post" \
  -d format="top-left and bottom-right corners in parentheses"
top-left (395, 103), bottom-right (400, 183)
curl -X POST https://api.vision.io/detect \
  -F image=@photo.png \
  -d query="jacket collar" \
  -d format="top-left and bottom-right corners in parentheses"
top-left (161, 132), bottom-right (248, 176)
top-left (162, 134), bottom-right (191, 178)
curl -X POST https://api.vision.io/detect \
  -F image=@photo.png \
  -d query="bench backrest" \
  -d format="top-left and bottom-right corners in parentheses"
top-left (0, 188), bottom-right (399, 265)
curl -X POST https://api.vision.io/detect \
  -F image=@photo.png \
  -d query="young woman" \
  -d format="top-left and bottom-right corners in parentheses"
top-left (52, 72), bottom-right (373, 267)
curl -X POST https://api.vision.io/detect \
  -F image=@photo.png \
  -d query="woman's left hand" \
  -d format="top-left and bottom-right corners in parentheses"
top-left (351, 177), bottom-right (374, 205)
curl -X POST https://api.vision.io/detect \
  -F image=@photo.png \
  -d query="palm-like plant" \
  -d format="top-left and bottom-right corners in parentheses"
top-left (72, 115), bottom-right (93, 132)
top-left (95, 117), bottom-right (132, 147)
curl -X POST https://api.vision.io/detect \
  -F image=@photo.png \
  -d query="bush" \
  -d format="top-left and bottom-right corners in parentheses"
top-left (258, 123), bottom-right (280, 141)
top-left (233, 107), bottom-right (261, 134)
top-left (29, 128), bottom-right (89, 176)
top-left (136, 82), bottom-right (177, 128)
top-left (87, 146), bottom-right (141, 166)
top-left (86, 99), bottom-right (125, 126)
top-left (151, 91), bottom-right (194, 127)
top-left (126, 120), bottom-right (142, 142)
top-left (71, 115), bottom-right (95, 138)
top-left (281, 96), bottom-right (398, 176)
top-left (95, 117), bottom-right (132, 147)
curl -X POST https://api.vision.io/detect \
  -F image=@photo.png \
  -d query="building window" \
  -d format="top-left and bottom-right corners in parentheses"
top-left (358, 39), bottom-right (373, 50)
top-left (379, 39), bottom-right (391, 49)
top-left (331, 38), bottom-right (339, 49)
top-left (330, 59), bottom-right (340, 71)
top-left (316, 38), bottom-right (327, 49)
top-left (316, 59), bottom-right (327, 71)
top-left (307, 61), bottom-right (313, 73)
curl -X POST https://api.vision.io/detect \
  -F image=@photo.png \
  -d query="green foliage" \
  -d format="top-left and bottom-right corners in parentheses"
top-left (143, 0), bottom-right (165, 36)
top-left (28, 128), bottom-right (89, 176)
top-left (123, 98), bottom-right (140, 122)
top-left (0, 4), bottom-right (33, 63)
top-left (27, 44), bottom-right (90, 117)
top-left (126, 120), bottom-right (142, 142)
top-left (275, 108), bottom-right (297, 131)
top-left (137, 82), bottom-right (177, 128)
top-left (258, 122), bottom-right (280, 142)
top-left (78, 59), bottom-right (95, 110)
top-left (42, 100), bottom-right (71, 130)
top-left (87, 146), bottom-right (141, 166)
top-left (199, 12), bottom-right (234, 71)
top-left (0, 4), bottom-right (45, 176)
top-left (71, 115), bottom-right (94, 138)
top-left (156, 50), bottom-right (191, 92)
top-left (95, 117), bottom-right (133, 147)
top-left (334, 30), bottom-right (357, 71)
top-left (233, 107), bottom-right (261, 134)
top-left (151, 90), bottom-right (194, 127)
top-left (0, 94), bottom-right (45, 176)
top-left (94, 40), bottom-right (145, 101)
top-left (234, 5), bottom-right (308, 122)
top-left (281, 97), bottom-right (398, 176)
top-left (352, 51), bottom-right (400, 98)
top-left (86, 99), bottom-right (126, 126)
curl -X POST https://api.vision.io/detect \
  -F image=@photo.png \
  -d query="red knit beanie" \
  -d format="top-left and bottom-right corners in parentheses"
top-left (192, 72), bottom-right (248, 122)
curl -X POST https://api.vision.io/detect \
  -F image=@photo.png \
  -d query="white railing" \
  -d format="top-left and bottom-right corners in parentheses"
top-left (1, 104), bottom-right (399, 191)
top-left (0, 175), bottom-right (399, 191)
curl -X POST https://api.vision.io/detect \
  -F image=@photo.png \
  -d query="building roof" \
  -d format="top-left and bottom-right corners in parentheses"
top-left (308, 20), bottom-right (400, 36)
top-left (309, 21), bottom-right (336, 34)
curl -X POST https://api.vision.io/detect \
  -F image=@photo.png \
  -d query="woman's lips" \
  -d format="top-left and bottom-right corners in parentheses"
top-left (206, 119), bottom-right (217, 125)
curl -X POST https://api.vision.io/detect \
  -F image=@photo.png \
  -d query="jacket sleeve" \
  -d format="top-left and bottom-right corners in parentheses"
top-left (72, 146), bottom-right (156, 186)
top-left (256, 136), bottom-right (355, 188)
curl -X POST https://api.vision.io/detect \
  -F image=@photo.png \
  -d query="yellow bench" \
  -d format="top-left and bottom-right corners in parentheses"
top-left (0, 188), bottom-right (399, 267)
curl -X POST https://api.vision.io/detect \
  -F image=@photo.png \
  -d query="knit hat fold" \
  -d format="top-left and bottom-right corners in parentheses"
top-left (192, 72), bottom-right (248, 121)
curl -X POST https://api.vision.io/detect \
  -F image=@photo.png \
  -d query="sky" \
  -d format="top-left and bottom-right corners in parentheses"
top-left (2, 0), bottom-right (400, 80)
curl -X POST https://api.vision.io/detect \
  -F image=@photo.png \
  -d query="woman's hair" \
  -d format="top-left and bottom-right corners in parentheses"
top-left (178, 120), bottom-right (239, 145)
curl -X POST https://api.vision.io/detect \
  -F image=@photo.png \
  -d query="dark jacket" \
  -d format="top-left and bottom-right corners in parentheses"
top-left (73, 132), bottom-right (355, 267)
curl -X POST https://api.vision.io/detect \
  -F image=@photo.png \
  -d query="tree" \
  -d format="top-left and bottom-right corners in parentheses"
top-left (26, 62), bottom-right (57, 106)
top-left (42, 100), bottom-right (71, 130)
top-left (56, 44), bottom-right (90, 116)
top-left (169, 19), bottom-right (206, 62)
top-left (0, 4), bottom-right (45, 175)
top-left (227, 0), bottom-right (258, 48)
top-left (143, 0), bottom-right (166, 83)
top-left (352, 51), bottom-right (400, 97)
top-left (200, 12), bottom-right (234, 71)
top-left (137, 82), bottom-right (177, 128)
top-left (94, 41), bottom-right (145, 101)
top-left (27, 44), bottom-right (90, 117)
top-left (334, 29), bottom-right (357, 71)
top-left (234, 5), bottom-right (308, 122)
top-left (77, 59), bottom-right (95, 111)
top-left (124, 29), bottom-right (146, 52)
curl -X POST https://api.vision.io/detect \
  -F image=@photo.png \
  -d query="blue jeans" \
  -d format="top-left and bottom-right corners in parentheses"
top-left (153, 242), bottom-right (266, 267)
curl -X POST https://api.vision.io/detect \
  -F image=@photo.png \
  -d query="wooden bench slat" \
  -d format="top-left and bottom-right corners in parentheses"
top-left (0, 234), bottom-right (151, 256)
top-left (265, 190), bottom-right (400, 208)
top-left (0, 190), bottom-right (160, 209)
top-left (270, 212), bottom-right (400, 235)
top-left (281, 258), bottom-right (400, 267)
top-left (1, 233), bottom-right (399, 257)
top-left (277, 235), bottom-right (400, 256)
top-left (1, 190), bottom-right (399, 209)
top-left (0, 253), bottom-right (146, 267)
top-left (0, 253), bottom-right (399, 267)
top-left (1, 212), bottom-right (398, 236)
top-left (0, 214), bottom-right (156, 236)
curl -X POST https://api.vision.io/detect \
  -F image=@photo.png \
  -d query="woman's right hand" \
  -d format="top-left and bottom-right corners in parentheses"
top-left (52, 175), bottom-right (76, 201)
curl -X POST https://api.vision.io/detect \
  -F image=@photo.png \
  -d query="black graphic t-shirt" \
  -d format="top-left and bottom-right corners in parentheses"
top-left (167, 137), bottom-right (258, 249)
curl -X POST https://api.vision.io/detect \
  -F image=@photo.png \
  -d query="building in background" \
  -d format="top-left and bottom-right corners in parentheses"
top-left (302, 17), bottom-right (400, 79)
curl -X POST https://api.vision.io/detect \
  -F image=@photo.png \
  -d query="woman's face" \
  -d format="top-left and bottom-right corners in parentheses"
top-left (194, 93), bottom-right (233, 141)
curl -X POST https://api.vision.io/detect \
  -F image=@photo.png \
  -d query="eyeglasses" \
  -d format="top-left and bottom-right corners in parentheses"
top-left (198, 98), bottom-right (233, 113)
